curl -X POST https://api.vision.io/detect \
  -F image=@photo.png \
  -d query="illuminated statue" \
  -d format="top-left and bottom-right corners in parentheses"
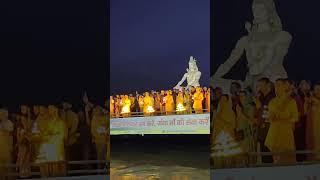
top-left (174, 56), bottom-right (201, 91)
top-left (212, 0), bottom-right (292, 89)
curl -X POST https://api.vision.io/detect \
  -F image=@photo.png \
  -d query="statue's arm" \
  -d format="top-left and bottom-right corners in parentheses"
top-left (214, 36), bottom-right (247, 78)
top-left (175, 73), bottom-right (187, 87)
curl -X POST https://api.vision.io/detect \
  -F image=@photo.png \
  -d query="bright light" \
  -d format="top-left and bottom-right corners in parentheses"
top-left (121, 105), bottom-right (130, 114)
top-left (212, 130), bottom-right (242, 157)
top-left (146, 106), bottom-right (155, 113)
top-left (176, 103), bottom-right (186, 112)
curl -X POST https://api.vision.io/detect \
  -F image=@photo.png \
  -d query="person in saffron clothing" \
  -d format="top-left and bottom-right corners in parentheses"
top-left (306, 82), bottom-right (320, 161)
top-left (193, 87), bottom-right (204, 113)
top-left (265, 79), bottom-right (298, 164)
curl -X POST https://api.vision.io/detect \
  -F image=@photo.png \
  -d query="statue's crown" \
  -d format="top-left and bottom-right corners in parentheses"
top-left (189, 56), bottom-right (197, 64)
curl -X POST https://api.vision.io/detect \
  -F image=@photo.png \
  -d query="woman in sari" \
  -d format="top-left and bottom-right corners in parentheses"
top-left (176, 91), bottom-right (186, 114)
top-left (265, 79), bottom-right (298, 164)
top-left (16, 105), bottom-right (32, 178)
top-left (212, 95), bottom-right (239, 168)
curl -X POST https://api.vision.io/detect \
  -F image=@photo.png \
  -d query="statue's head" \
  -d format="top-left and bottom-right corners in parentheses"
top-left (188, 56), bottom-right (199, 71)
top-left (252, 0), bottom-right (282, 32)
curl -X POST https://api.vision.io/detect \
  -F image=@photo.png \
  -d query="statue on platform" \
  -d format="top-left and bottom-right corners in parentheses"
top-left (212, 0), bottom-right (292, 90)
top-left (174, 56), bottom-right (201, 91)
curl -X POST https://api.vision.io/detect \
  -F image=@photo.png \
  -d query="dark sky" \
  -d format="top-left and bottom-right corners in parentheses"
top-left (110, 0), bottom-right (210, 95)
top-left (212, 0), bottom-right (320, 83)
top-left (0, 0), bottom-right (108, 110)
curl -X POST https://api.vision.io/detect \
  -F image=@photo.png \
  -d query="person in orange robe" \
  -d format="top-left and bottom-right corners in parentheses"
top-left (193, 87), bottom-right (204, 113)
top-left (306, 83), bottom-right (320, 161)
top-left (121, 95), bottom-right (131, 117)
top-left (265, 79), bottom-right (298, 164)
top-left (91, 106), bottom-right (108, 170)
top-left (164, 90), bottom-right (174, 115)
top-left (143, 92), bottom-right (154, 116)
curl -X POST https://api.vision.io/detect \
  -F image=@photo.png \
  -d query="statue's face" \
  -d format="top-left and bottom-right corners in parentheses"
top-left (189, 62), bottom-right (196, 71)
top-left (252, 4), bottom-right (269, 24)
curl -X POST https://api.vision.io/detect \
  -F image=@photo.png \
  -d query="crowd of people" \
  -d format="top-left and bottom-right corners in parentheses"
top-left (212, 78), bottom-right (320, 167)
top-left (0, 96), bottom-right (109, 179)
top-left (110, 87), bottom-right (210, 118)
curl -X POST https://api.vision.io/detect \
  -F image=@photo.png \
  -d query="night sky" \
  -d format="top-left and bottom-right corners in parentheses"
top-left (0, 0), bottom-right (108, 110)
top-left (212, 0), bottom-right (320, 83)
top-left (110, 0), bottom-right (210, 95)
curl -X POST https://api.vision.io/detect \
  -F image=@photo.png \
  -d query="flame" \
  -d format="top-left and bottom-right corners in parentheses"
top-left (121, 105), bottom-right (131, 114)
top-left (176, 103), bottom-right (186, 112)
top-left (146, 106), bottom-right (155, 113)
top-left (212, 130), bottom-right (242, 157)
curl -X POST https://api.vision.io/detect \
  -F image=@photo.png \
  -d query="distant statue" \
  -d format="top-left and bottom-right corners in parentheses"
top-left (174, 56), bottom-right (201, 90)
top-left (212, 0), bottom-right (292, 89)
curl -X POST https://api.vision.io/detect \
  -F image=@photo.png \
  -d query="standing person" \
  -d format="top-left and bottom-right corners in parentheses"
top-left (61, 103), bottom-right (79, 162)
top-left (129, 94), bottom-right (135, 113)
top-left (184, 90), bottom-right (192, 114)
top-left (0, 109), bottom-right (14, 179)
top-left (16, 105), bottom-right (32, 178)
top-left (164, 90), bottom-right (174, 115)
top-left (120, 95), bottom-right (131, 117)
top-left (35, 106), bottom-right (50, 177)
top-left (288, 81), bottom-right (304, 162)
top-left (265, 79), bottom-right (298, 164)
top-left (91, 106), bottom-right (108, 171)
top-left (296, 80), bottom-right (311, 161)
top-left (138, 95), bottom-right (144, 114)
top-left (236, 91), bottom-right (256, 163)
top-left (176, 91), bottom-right (185, 114)
top-left (47, 105), bottom-right (67, 177)
top-left (110, 96), bottom-right (115, 117)
top-left (230, 82), bottom-right (241, 112)
top-left (154, 93), bottom-right (161, 115)
top-left (193, 87), bottom-right (204, 114)
top-left (143, 92), bottom-right (154, 116)
top-left (255, 77), bottom-right (275, 163)
top-left (114, 96), bottom-right (120, 118)
top-left (77, 111), bottom-right (92, 169)
top-left (306, 82), bottom-right (320, 161)
top-left (160, 90), bottom-right (166, 114)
